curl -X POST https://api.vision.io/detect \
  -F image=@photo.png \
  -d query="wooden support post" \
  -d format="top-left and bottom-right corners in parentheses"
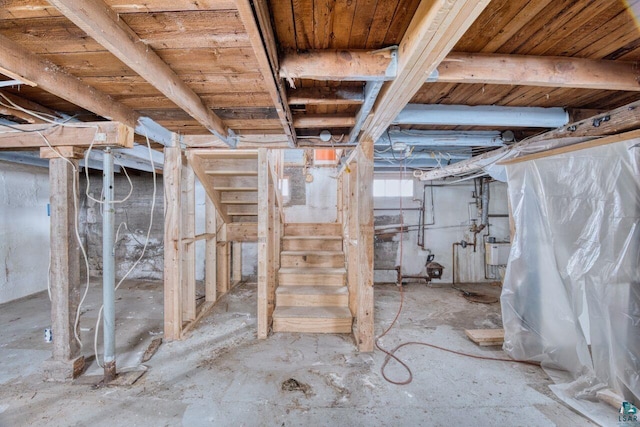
top-left (347, 162), bottom-right (359, 318)
top-left (356, 143), bottom-right (375, 352)
top-left (205, 196), bottom-right (217, 302)
top-left (232, 242), bottom-right (243, 286)
top-left (216, 241), bottom-right (230, 296)
top-left (257, 148), bottom-right (270, 338)
top-left (163, 142), bottom-right (183, 341)
top-left (181, 158), bottom-right (196, 322)
top-left (267, 170), bottom-right (277, 323)
top-left (44, 157), bottom-right (84, 380)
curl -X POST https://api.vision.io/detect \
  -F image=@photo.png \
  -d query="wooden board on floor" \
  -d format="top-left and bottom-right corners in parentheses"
top-left (465, 329), bottom-right (504, 346)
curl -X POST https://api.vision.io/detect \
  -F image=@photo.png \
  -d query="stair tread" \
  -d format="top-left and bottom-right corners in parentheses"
top-left (278, 267), bottom-right (346, 274)
top-left (281, 250), bottom-right (343, 255)
top-left (282, 236), bottom-right (342, 240)
top-left (273, 306), bottom-right (352, 319)
top-left (276, 286), bottom-right (348, 295)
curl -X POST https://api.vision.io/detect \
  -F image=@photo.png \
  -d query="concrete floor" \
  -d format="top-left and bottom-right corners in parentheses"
top-left (0, 280), bottom-right (595, 426)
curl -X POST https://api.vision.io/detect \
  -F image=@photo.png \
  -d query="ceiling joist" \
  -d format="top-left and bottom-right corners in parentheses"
top-left (359, 0), bottom-right (492, 144)
top-left (433, 52), bottom-right (640, 91)
top-left (279, 49), bottom-right (397, 83)
top-left (0, 34), bottom-right (139, 128)
top-left (287, 87), bottom-right (364, 105)
top-left (236, 0), bottom-right (297, 148)
top-left (48, 0), bottom-right (233, 146)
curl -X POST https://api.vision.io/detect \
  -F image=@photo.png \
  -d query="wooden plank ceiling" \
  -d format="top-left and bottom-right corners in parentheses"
top-left (0, 0), bottom-right (639, 150)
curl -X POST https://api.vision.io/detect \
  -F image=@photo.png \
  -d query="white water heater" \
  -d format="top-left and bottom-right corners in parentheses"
top-left (485, 242), bottom-right (511, 265)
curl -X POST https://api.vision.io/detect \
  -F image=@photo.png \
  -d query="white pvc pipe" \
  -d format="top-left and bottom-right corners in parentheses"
top-left (394, 104), bottom-right (569, 128)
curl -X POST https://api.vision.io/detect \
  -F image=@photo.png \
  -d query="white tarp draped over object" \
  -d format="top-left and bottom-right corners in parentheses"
top-left (501, 139), bottom-right (640, 425)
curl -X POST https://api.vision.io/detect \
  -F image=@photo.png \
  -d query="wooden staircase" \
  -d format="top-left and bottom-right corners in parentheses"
top-left (188, 149), bottom-right (259, 225)
top-left (273, 223), bottom-right (352, 333)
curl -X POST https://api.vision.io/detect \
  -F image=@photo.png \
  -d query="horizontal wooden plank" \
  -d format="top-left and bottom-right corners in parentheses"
top-left (40, 48), bottom-right (259, 77)
top-left (288, 87), bottom-right (364, 105)
top-left (227, 204), bottom-right (258, 216)
top-left (0, 121), bottom-right (133, 149)
top-left (280, 50), bottom-right (396, 81)
top-left (39, 146), bottom-right (85, 159)
top-left (272, 306), bottom-right (352, 333)
top-left (220, 191), bottom-right (258, 204)
top-left (0, 0), bottom-right (237, 19)
top-left (293, 115), bottom-right (355, 128)
top-left (465, 329), bottom-right (504, 346)
top-left (435, 52), bottom-right (640, 91)
top-left (276, 285), bottom-right (348, 307)
top-left (278, 267), bottom-right (346, 286)
top-left (190, 149), bottom-right (258, 160)
top-left (83, 73), bottom-right (268, 96)
top-left (225, 222), bottom-right (258, 242)
top-left (284, 223), bottom-right (342, 236)
top-left (124, 11), bottom-right (250, 50)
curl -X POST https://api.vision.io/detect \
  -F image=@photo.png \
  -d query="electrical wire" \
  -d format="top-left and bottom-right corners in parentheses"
top-left (374, 157), bottom-right (539, 386)
top-left (37, 131), bottom-right (94, 349)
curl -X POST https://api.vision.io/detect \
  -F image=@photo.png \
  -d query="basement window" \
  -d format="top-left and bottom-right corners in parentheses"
top-left (280, 177), bottom-right (290, 201)
top-left (373, 179), bottom-right (413, 198)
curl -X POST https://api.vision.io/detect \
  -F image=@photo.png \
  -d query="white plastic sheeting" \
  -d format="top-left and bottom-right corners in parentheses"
top-left (502, 140), bottom-right (640, 425)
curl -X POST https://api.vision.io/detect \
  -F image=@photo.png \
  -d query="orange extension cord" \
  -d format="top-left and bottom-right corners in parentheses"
top-left (374, 159), bottom-right (539, 386)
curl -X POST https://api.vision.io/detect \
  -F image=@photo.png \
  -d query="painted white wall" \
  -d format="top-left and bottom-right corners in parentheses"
top-left (0, 161), bottom-right (50, 303)
top-left (284, 167), bottom-right (338, 223)
top-left (374, 178), bottom-right (510, 284)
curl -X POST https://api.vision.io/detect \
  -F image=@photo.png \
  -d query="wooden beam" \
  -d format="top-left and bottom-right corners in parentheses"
top-left (347, 161), bottom-right (359, 318)
top-left (360, 0), bottom-right (491, 144)
top-left (163, 142), bottom-right (182, 341)
top-left (356, 143), bottom-right (374, 352)
top-left (181, 159), bottom-right (196, 322)
top-left (182, 134), bottom-right (289, 148)
top-left (0, 122), bottom-right (133, 149)
top-left (257, 148), bottom-right (270, 338)
top-left (48, 157), bottom-right (82, 367)
top-left (288, 87), bottom-right (364, 105)
top-left (40, 146), bottom-right (85, 160)
top-left (205, 197), bottom-right (217, 303)
top-left (0, 90), bottom-right (65, 124)
top-left (48, 0), bottom-right (233, 146)
top-left (280, 50), bottom-right (397, 82)
top-left (216, 241), bottom-right (230, 296)
top-left (293, 115), bottom-right (355, 128)
top-left (435, 52), bottom-right (640, 91)
top-left (232, 242), bottom-right (243, 286)
top-left (0, 34), bottom-right (138, 128)
top-left (236, 0), bottom-right (296, 148)
top-left (500, 128), bottom-right (640, 165)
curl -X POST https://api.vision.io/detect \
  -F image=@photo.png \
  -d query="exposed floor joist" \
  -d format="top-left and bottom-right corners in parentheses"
top-left (280, 50), bottom-right (397, 82)
top-left (48, 0), bottom-right (233, 146)
top-left (359, 0), bottom-right (492, 144)
top-left (236, 0), bottom-right (297, 148)
top-left (0, 34), bottom-right (138, 129)
top-left (433, 52), bottom-right (640, 91)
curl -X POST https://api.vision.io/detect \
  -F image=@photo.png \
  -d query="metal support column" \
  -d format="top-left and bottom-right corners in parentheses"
top-left (102, 148), bottom-right (116, 381)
